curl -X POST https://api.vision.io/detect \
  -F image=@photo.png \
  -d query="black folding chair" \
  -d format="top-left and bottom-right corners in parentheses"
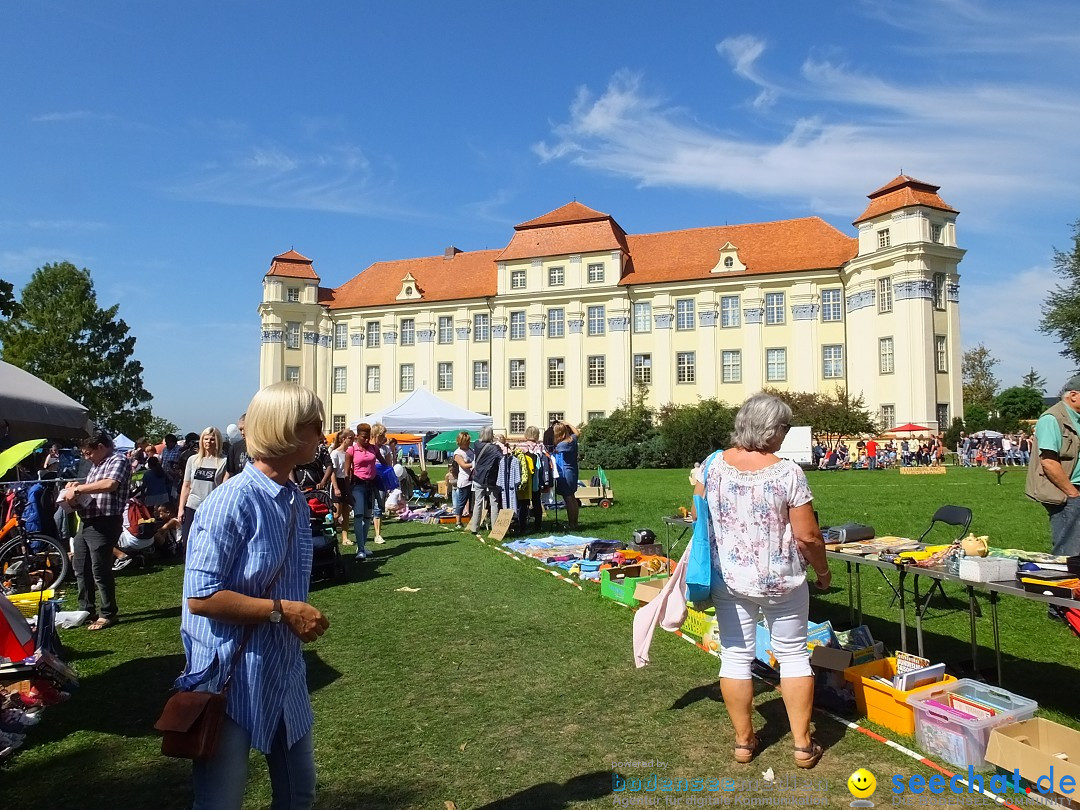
top-left (902, 505), bottom-right (975, 617)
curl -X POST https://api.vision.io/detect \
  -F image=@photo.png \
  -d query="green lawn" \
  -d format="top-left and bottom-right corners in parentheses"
top-left (3, 465), bottom-right (1079, 809)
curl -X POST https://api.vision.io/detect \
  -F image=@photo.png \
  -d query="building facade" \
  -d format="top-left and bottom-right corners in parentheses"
top-left (258, 175), bottom-right (964, 436)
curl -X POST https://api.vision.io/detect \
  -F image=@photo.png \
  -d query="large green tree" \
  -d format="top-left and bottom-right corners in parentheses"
top-left (1021, 367), bottom-right (1047, 393)
top-left (994, 386), bottom-right (1047, 428)
top-left (0, 278), bottom-right (16, 319)
top-left (962, 343), bottom-right (1001, 409)
top-left (0, 262), bottom-right (152, 436)
top-left (1040, 220), bottom-right (1080, 368)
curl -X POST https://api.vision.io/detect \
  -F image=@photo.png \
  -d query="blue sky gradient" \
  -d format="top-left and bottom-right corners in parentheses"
top-left (2, 1), bottom-right (1078, 430)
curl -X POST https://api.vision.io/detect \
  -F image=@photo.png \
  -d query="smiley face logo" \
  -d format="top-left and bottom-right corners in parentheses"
top-left (848, 768), bottom-right (876, 800)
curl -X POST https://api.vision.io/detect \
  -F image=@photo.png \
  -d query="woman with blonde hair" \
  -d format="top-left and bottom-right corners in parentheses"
top-left (329, 430), bottom-right (354, 546)
top-left (179, 381), bottom-right (329, 808)
top-left (177, 426), bottom-right (226, 553)
top-left (697, 392), bottom-right (830, 769)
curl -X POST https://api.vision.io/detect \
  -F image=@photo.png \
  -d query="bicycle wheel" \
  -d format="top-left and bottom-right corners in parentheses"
top-left (0, 532), bottom-right (70, 595)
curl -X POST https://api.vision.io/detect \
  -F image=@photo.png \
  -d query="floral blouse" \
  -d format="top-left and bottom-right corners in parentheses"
top-left (704, 454), bottom-right (814, 598)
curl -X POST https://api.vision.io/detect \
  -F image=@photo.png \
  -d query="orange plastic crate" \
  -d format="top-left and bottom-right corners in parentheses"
top-left (843, 657), bottom-right (958, 736)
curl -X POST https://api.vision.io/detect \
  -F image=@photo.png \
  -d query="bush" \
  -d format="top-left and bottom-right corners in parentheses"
top-left (657, 399), bottom-right (737, 468)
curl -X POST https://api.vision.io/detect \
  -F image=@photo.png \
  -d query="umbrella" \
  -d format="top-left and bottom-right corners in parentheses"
top-left (972, 429), bottom-right (1004, 439)
top-left (0, 361), bottom-right (92, 441)
top-left (425, 429), bottom-right (479, 452)
top-left (886, 423), bottom-right (930, 434)
top-left (0, 438), bottom-right (46, 478)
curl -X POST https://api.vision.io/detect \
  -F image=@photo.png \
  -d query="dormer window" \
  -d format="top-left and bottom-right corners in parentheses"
top-left (287, 287), bottom-right (300, 302)
top-left (711, 242), bottom-right (745, 274)
top-left (878, 228), bottom-right (891, 249)
top-left (396, 272), bottom-right (423, 302)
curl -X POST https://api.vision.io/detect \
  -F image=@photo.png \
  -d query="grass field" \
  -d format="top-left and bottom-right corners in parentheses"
top-left (4, 464), bottom-right (1079, 809)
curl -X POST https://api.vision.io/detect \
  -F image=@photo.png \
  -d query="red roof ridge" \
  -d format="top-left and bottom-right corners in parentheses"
top-left (266, 248), bottom-right (319, 280)
top-left (515, 201), bottom-right (612, 230)
top-left (632, 215), bottom-right (832, 239)
top-left (272, 248), bottom-right (312, 262)
top-left (867, 174), bottom-right (942, 199)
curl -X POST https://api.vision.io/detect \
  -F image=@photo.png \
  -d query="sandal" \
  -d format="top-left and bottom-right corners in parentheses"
top-left (733, 735), bottom-right (759, 764)
top-left (793, 739), bottom-right (823, 769)
top-left (87, 617), bottom-right (117, 632)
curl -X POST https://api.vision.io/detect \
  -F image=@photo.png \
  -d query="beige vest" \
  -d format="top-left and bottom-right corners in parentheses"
top-left (1025, 400), bottom-right (1079, 505)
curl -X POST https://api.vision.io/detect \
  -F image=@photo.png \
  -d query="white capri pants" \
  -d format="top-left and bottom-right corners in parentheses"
top-left (710, 570), bottom-right (812, 680)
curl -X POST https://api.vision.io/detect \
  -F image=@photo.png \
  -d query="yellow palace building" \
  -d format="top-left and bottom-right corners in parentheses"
top-left (258, 174), bottom-right (964, 436)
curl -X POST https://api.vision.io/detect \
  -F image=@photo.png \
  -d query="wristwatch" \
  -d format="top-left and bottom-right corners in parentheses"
top-left (269, 599), bottom-right (283, 624)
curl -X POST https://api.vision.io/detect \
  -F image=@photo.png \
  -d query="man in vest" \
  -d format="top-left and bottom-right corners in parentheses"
top-left (1026, 375), bottom-right (1080, 563)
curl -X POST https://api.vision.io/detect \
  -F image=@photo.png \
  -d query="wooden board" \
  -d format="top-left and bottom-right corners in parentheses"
top-left (899, 466), bottom-right (946, 475)
top-left (488, 508), bottom-right (516, 541)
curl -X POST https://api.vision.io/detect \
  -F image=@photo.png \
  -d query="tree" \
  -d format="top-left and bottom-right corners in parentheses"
top-left (1021, 367), bottom-right (1047, 394)
top-left (811, 387), bottom-right (879, 445)
top-left (0, 262), bottom-right (152, 437)
top-left (962, 343), bottom-right (1001, 409)
top-left (964, 403), bottom-right (990, 432)
top-left (1040, 220), bottom-right (1080, 368)
top-left (0, 278), bottom-right (16, 319)
top-left (656, 399), bottom-right (737, 468)
top-left (144, 415), bottom-right (180, 443)
top-left (993, 386), bottom-right (1046, 429)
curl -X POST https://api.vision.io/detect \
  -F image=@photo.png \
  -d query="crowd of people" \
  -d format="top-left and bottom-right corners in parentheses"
top-left (813, 435), bottom-right (947, 470)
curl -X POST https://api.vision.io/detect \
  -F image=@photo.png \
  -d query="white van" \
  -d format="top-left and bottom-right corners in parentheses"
top-left (776, 425), bottom-right (814, 469)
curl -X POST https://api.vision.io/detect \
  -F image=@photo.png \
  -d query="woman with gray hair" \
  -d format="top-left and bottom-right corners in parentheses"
top-left (694, 392), bottom-right (830, 769)
top-left (467, 426), bottom-right (503, 534)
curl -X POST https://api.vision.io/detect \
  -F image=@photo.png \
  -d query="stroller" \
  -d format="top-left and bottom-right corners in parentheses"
top-left (304, 487), bottom-right (345, 581)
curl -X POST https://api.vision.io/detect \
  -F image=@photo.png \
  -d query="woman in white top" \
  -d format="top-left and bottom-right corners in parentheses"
top-left (177, 426), bottom-right (225, 552)
top-left (452, 432), bottom-right (474, 529)
top-left (329, 430), bottom-right (354, 546)
top-left (695, 393), bottom-right (830, 769)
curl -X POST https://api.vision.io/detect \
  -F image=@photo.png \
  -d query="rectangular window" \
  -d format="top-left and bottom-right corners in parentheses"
top-left (936, 335), bottom-right (948, 372)
top-left (821, 289), bottom-right (843, 322)
top-left (333, 366), bottom-right (347, 394)
top-left (587, 411), bottom-right (605, 422)
top-left (332, 415), bottom-right (347, 433)
top-left (633, 353), bottom-right (652, 385)
top-left (880, 404), bottom-right (896, 430)
top-left (931, 223), bottom-right (943, 244)
top-left (676, 351), bottom-right (696, 384)
top-left (878, 278), bottom-right (893, 313)
top-left (509, 413), bottom-right (526, 434)
top-left (334, 323), bottom-right (348, 350)
top-left (472, 360), bottom-right (489, 390)
top-left (765, 292), bottom-right (785, 325)
top-left (587, 262), bottom-right (605, 283)
top-left (633, 302), bottom-right (651, 333)
top-left (936, 403), bottom-right (950, 428)
top-left (400, 318), bottom-right (415, 346)
top-left (878, 228), bottom-right (891, 249)
top-left (473, 313), bottom-right (489, 343)
top-left (399, 363), bottom-right (414, 392)
top-left (587, 355), bottom-right (606, 386)
top-left (509, 359), bottom-right (526, 388)
top-left (722, 350), bottom-right (741, 383)
top-left (766, 348), bottom-right (787, 382)
top-left (510, 269), bottom-right (527, 290)
top-left (285, 366), bottom-right (300, 384)
top-left (547, 357), bottom-right (565, 388)
top-left (287, 286), bottom-right (300, 302)
top-left (823, 345), bottom-right (844, 379)
top-left (879, 337), bottom-right (894, 374)
top-left (587, 305), bottom-right (606, 336)
top-left (286, 321), bottom-right (301, 350)
top-left (509, 310), bottom-right (526, 340)
top-left (676, 298), bottom-right (695, 330)
top-left (721, 295), bottom-right (741, 328)
top-left (547, 308), bottom-right (565, 338)
top-left (366, 321), bottom-right (380, 349)
top-left (366, 365), bottom-right (381, 392)
top-left (547, 412), bottom-right (565, 426)
top-left (933, 273), bottom-right (947, 310)
top-left (438, 316), bottom-right (454, 344)
top-left (437, 362), bottom-right (453, 391)
top-left (548, 266), bottom-right (564, 287)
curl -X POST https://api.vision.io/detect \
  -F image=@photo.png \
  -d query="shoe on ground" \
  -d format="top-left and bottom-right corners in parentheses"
top-left (373, 535), bottom-right (386, 544)
top-left (112, 556), bottom-right (133, 572)
top-left (355, 549), bottom-right (369, 560)
top-left (1048, 606), bottom-right (1066, 623)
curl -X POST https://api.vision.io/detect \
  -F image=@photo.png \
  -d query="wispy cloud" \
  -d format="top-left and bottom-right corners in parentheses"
top-left (0, 247), bottom-right (93, 278)
top-left (535, 6), bottom-right (1080, 218)
top-left (0, 219), bottom-right (107, 232)
top-left (30, 110), bottom-right (116, 124)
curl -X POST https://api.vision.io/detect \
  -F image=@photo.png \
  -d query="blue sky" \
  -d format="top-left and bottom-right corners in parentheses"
top-left (2, 1), bottom-right (1079, 431)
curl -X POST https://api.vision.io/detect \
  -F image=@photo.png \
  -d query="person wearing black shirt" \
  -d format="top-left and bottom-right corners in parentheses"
top-left (223, 413), bottom-right (251, 480)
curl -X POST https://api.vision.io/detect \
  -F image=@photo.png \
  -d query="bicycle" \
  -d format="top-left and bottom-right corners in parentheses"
top-left (0, 488), bottom-right (70, 595)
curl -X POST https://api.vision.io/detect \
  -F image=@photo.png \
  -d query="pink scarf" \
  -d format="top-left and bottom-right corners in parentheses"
top-left (632, 543), bottom-right (692, 668)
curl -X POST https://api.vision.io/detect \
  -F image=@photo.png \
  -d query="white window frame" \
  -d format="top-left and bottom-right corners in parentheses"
top-left (587, 262), bottom-right (605, 283)
top-left (933, 273), bottom-right (947, 310)
top-left (548, 266), bottom-right (564, 287)
top-left (766, 348), bottom-right (787, 382)
top-left (332, 415), bottom-right (347, 433)
top-left (437, 362), bottom-right (453, 391)
top-left (878, 278), bottom-right (893, 314)
top-left (720, 295), bottom-right (740, 328)
top-left (547, 411), bottom-right (565, 426)
top-left (676, 351), bottom-right (696, 384)
top-left (287, 286), bottom-right (300, 302)
top-left (334, 323), bottom-right (348, 350)
top-left (633, 353), bottom-right (652, 385)
top-left (821, 289), bottom-right (843, 322)
top-left (930, 223), bottom-right (943, 244)
top-left (880, 404), bottom-right (896, 430)
top-left (879, 337), bottom-right (894, 375)
top-left (509, 310), bottom-right (526, 340)
top-left (765, 292), bottom-right (785, 325)
top-left (586, 411), bottom-right (605, 422)
top-left (333, 366), bottom-right (347, 394)
top-left (676, 298), bottom-right (695, 331)
top-left (509, 413), bottom-right (526, 434)
top-left (937, 403), bottom-right (950, 427)
top-left (587, 355), bottom-right (606, 386)
top-left (400, 318), bottom-right (415, 346)
top-left (722, 350), bottom-right (741, 383)
top-left (547, 308), bottom-right (565, 338)
top-left (286, 321), bottom-right (301, 350)
top-left (633, 302), bottom-right (651, 333)
top-left (438, 316), bottom-right (454, 344)
top-left (366, 321), bottom-right (380, 349)
top-left (509, 359), bottom-right (526, 389)
top-left (399, 363), bottom-right (414, 392)
top-left (510, 269), bottom-right (527, 290)
top-left (473, 313), bottom-right (489, 343)
top-left (587, 305), bottom-right (606, 336)
top-left (936, 335), bottom-right (948, 373)
top-left (472, 360), bottom-right (489, 390)
top-left (878, 228), bottom-right (891, 249)
top-left (285, 366), bottom-right (300, 383)
top-left (547, 357), bottom-right (565, 388)
top-left (366, 365), bottom-right (381, 392)
top-left (823, 345), bottom-right (844, 379)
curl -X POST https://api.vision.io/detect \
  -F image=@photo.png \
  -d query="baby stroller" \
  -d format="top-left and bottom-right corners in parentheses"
top-left (305, 487), bottom-right (345, 581)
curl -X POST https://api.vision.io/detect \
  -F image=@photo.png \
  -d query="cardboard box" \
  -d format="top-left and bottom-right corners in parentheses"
top-left (437, 480), bottom-right (449, 497)
top-left (600, 566), bottom-right (666, 607)
top-left (986, 719), bottom-right (1080, 808)
top-left (633, 578), bottom-right (668, 604)
top-left (811, 645), bottom-right (853, 672)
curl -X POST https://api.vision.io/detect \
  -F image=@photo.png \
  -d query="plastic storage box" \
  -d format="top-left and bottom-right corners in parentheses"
top-left (843, 657), bottom-right (958, 735)
top-left (599, 566), bottom-right (666, 607)
top-left (907, 679), bottom-right (1039, 770)
top-left (958, 557), bottom-right (1018, 583)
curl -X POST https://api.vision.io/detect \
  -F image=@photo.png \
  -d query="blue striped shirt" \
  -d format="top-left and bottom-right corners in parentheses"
top-left (177, 462), bottom-right (314, 753)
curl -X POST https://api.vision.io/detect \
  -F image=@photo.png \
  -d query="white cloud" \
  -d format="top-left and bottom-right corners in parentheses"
top-left (30, 110), bottom-right (115, 124)
top-left (716, 35), bottom-right (778, 109)
top-left (0, 219), bottom-right (107, 232)
top-left (0, 248), bottom-right (92, 278)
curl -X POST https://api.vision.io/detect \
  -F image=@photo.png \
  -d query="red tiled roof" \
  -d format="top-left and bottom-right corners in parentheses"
top-left (497, 219), bottom-right (629, 262)
top-left (515, 201), bottom-right (612, 229)
top-left (325, 250), bottom-right (502, 310)
top-left (266, 249), bottom-right (319, 280)
top-left (854, 174), bottom-right (958, 225)
top-left (620, 217), bottom-right (857, 285)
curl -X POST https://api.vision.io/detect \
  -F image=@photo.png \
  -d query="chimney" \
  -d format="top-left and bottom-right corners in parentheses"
top-left (444, 246), bottom-right (462, 259)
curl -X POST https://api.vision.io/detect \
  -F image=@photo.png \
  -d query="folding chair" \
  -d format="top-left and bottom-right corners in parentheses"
top-left (887, 505), bottom-right (974, 617)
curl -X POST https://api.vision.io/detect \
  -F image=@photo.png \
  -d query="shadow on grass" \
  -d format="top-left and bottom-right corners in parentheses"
top-left (315, 781), bottom-right (429, 810)
top-left (473, 770), bottom-right (614, 809)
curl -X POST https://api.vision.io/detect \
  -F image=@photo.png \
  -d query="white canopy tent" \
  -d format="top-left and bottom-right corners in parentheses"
top-left (0, 360), bottom-right (92, 441)
top-left (112, 433), bottom-right (136, 451)
top-left (355, 388), bottom-right (493, 433)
